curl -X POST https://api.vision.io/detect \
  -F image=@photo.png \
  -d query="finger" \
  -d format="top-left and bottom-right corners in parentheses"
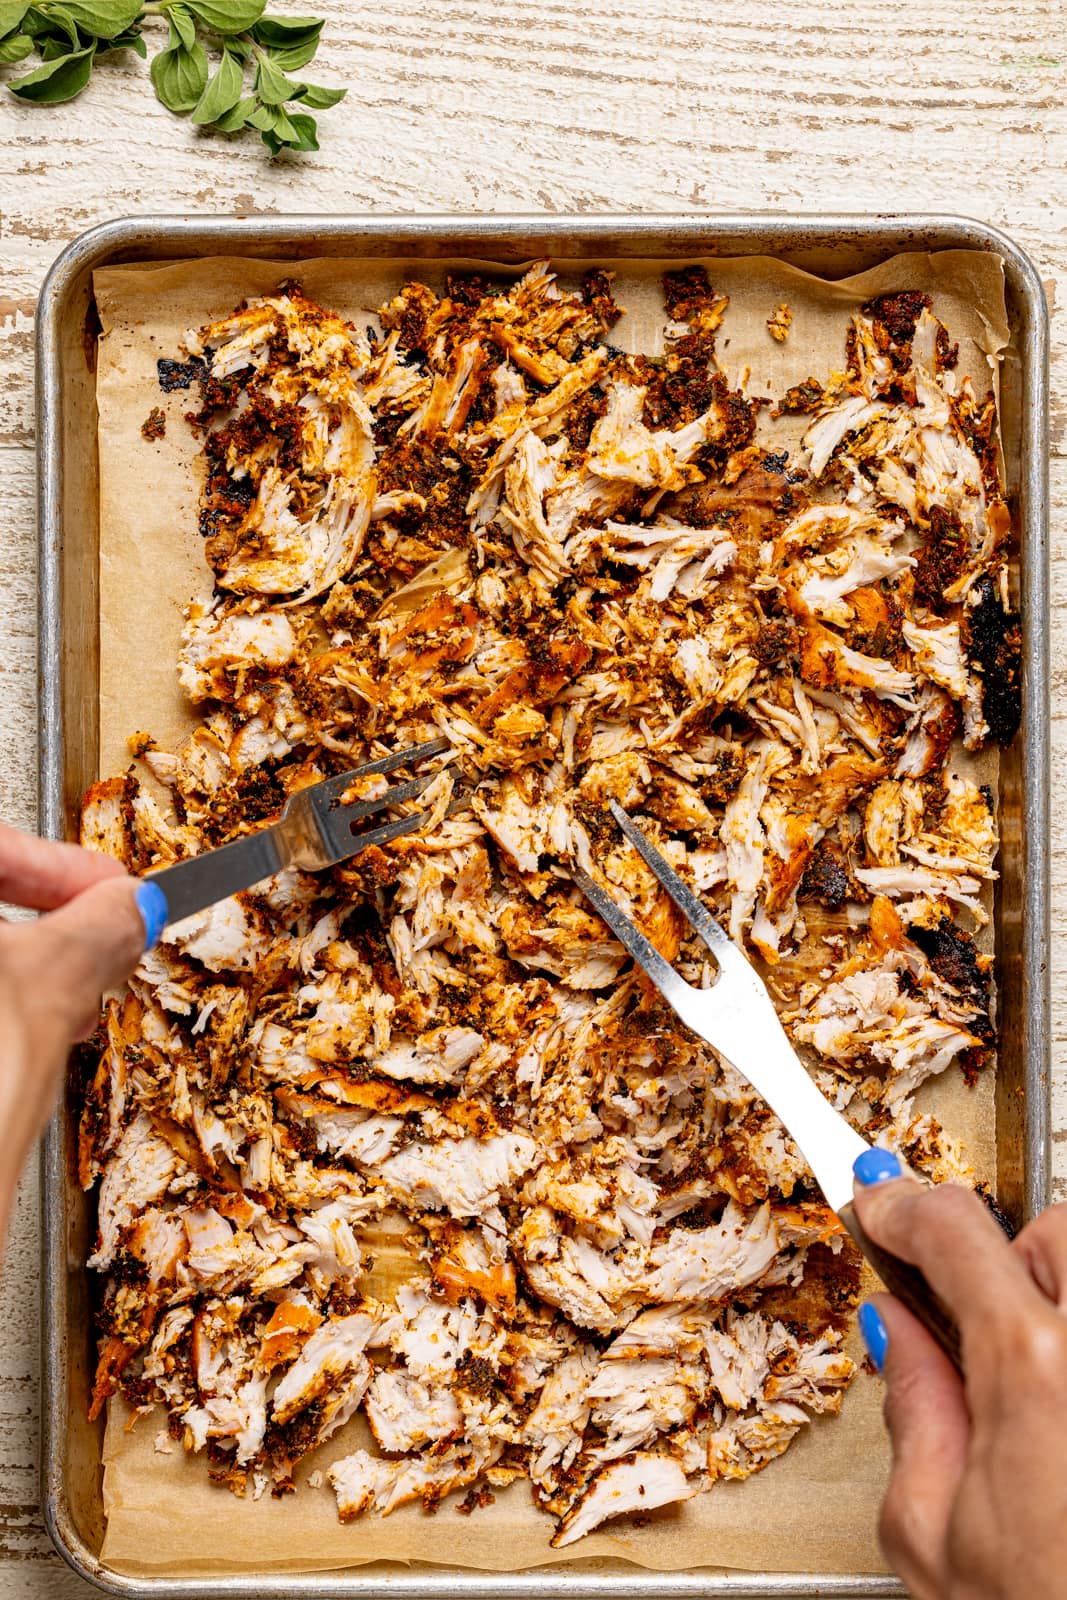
top-left (862, 1295), bottom-right (970, 1600)
top-left (0, 824), bottom-right (125, 911)
top-left (1011, 1202), bottom-right (1067, 1307)
top-left (852, 1153), bottom-right (1047, 1341)
top-left (6, 877), bottom-right (163, 1040)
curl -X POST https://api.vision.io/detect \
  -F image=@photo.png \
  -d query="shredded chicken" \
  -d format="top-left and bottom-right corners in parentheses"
top-left (80, 269), bottom-right (1011, 1544)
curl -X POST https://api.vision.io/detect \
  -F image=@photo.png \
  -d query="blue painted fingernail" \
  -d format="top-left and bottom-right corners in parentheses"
top-left (858, 1301), bottom-right (888, 1373)
top-left (135, 880), bottom-right (168, 951)
top-left (854, 1147), bottom-right (903, 1187)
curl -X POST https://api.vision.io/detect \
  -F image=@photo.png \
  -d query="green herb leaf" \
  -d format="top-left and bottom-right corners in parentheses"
top-left (183, 0), bottom-right (264, 34)
top-left (0, 0), bottom-right (31, 36)
top-left (212, 89), bottom-right (254, 129)
top-left (251, 14), bottom-right (319, 45)
top-left (58, 0), bottom-right (139, 38)
top-left (264, 35), bottom-right (318, 69)
top-left (9, 38), bottom-right (94, 98)
top-left (103, 23), bottom-right (145, 53)
top-left (286, 108), bottom-right (317, 148)
top-left (38, 30), bottom-right (77, 53)
top-left (245, 94), bottom-right (273, 128)
top-left (251, 15), bottom-right (320, 68)
top-left (149, 35), bottom-right (207, 110)
top-left (26, 3), bottom-right (80, 44)
top-left (190, 43), bottom-right (242, 122)
top-left (291, 78), bottom-right (344, 108)
top-left (256, 101), bottom-right (316, 154)
top-left (0, 29), bottom-right (33, 59)
top-left (253, 47), bottom-right (291, 103)
top-left (167, 5), bottom-right (195, 49)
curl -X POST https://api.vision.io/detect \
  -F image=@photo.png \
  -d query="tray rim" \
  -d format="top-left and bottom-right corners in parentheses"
top-left (36, 210), bottom-right (1051, 1599)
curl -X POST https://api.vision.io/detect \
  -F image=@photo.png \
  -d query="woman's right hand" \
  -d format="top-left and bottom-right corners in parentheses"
top-left (852, 1155), bottom-right (1067, 1600)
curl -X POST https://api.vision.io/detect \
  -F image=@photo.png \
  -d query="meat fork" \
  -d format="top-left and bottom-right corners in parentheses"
top-left (574, 800), bottom-right (963, 1372)
top-left (147, 736), bottom-right (454, 927)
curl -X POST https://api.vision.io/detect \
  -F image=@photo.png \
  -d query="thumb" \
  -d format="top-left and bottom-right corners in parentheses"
top-left (865, 1294), bottom-right (970, 1599)
top-left (13, 877), bottom-right (165, 1037)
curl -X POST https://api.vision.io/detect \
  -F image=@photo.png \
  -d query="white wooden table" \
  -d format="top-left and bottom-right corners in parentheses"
top-left (1, 1), bottom-right (1065, 1589)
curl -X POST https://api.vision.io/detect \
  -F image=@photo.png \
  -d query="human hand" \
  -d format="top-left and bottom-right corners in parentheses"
top-left (852, 1148), bottom-right (1067, 1600)
top-left (0, 824), bottom-right (166, 1217)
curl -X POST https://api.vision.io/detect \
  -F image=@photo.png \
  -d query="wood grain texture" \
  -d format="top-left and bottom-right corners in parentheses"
top-left (1, 0), bottom-right (1065, 1589)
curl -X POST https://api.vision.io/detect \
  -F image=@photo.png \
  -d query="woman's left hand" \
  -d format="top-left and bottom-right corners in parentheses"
top-left (0, 824), bottom-right (162, 1221)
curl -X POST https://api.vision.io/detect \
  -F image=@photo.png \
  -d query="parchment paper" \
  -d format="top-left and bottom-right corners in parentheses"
top-left (91, 248), bottom-right (1009, 1579)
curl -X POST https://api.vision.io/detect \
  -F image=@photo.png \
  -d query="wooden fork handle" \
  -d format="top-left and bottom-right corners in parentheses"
top-left (838, 1200), bottom-right (963, 1374)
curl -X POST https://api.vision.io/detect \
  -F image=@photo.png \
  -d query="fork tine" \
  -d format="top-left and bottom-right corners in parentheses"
top-left (571, 864), bottom-right (696, 1011)
top-left (347, 806), bottom-right (440, 855)
top-left (331, 770), bottom-right (437, 825)
top-left (348, 791), bottom-right (468, 857)
top-left (315, 736), bottom-right (452, 803)
top-left (606, 799), bottom-right (739, 966)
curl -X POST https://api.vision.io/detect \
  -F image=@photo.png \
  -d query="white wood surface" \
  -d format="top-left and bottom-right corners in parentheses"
top-left (1, 1), bottom-right (1065, 1588)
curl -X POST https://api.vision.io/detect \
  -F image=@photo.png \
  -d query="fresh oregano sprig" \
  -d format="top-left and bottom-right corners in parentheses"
top-left (0, 0), bottom-right (346, 154)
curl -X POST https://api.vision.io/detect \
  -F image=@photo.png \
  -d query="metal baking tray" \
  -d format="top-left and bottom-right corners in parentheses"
top-left (36, 214), bottom-right (1050, 1597)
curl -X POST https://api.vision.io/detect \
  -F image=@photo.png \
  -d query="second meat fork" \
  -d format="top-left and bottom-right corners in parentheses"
top-left (574, 799), bottom-right (963, 1372)
top-left (147, 736), bottom-right (453, 927)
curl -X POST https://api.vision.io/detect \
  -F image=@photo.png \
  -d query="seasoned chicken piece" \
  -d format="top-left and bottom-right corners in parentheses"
top-left (573, 519), bottom-right (737, 603)
top-left (178, 604), bottom-right (297, 703)
top-left (552, 1452), bottom-right (696, 1547)
top-left (802, 394), bottom-right (889, 479)
top-left (389, 1285), bottom-right (503, 1381)
top-left (764, 1329), bottom-right (853, 1408)
top-left (88, 1113), bottom-right (182, 1269)
top-left (376, 1133), bottom-right (539, 1221)
top-left (259, 1301), bottom-right (323, 1369)
top-left (524, 1347), bottom-right (599, 1484)
top-left (79, 775), bottom-right (132, 861)
top-left (270, 1312), bottom-right (381, 1425)
top-left (583, 1354), bottom-right (705, 1461)
top-left (329, 1442), bottom-right (501, 1520)
top-left (703, 1312), bottom-right (773, 1409)
top-left (708, 1401), bottom-right (810, 1478)
top-left (645, 1200), bottom-right (799, 1304)
top-left (370, 1026), bottom-right (484, 1085)
top-left (431, 1224), bottom-right (517, 1309)
top-left (327, 1451), bottom-right (399, 1519)
top-left (163, 897), bottom-right (273, 974)
top-left (895, 684), bottom-right (960, 778)
top-left (472, 771), bottom-right (564, 874)
top-left (855, 864), bottom-right (985, 920)
top-left (864, 779), bottom-right (925, 866)
top-left (497, 431), bottom-right (569, 584)
top-left (184, 1374), bottom-right (269, 1464)
top-left (795, 534), bottom-right (913, 627)
top-left (365, 1370), bottom-right (462, 1453)
top-left (604, 1304), bottom-right (708, 1359)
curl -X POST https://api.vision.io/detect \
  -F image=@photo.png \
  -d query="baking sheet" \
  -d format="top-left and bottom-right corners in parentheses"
top-left (90, 248), bottom-right (1008, 1579)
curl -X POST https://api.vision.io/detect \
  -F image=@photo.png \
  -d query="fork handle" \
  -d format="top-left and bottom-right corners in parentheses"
top-left (838, 1200), bottom-right (962, 1373)
top-left (146, 828), bottom-right (285, 926)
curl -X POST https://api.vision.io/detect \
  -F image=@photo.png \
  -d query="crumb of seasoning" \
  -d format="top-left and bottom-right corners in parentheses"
top-left (141, 406), bottom-right (166, 442)
top-left (767, 303), bottom-right (793, 343)
top-left (457, 1485), bottom-right (496, 1515)
top-left (156, 355), bottom-right (204, 392)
